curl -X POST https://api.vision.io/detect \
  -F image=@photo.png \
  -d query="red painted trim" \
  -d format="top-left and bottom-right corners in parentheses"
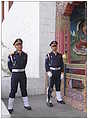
top-left (2, 1), bottom-right (4, 22)
top-left (8, 1), bottom-right (13, 10)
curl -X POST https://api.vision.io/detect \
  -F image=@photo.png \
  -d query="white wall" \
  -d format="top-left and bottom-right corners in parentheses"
top-left (39, 1), bottom-right (56, 88)
top-left (2, 2), bottom-right (39, 78)
top-left (1, 2), bottom-right (56, 98)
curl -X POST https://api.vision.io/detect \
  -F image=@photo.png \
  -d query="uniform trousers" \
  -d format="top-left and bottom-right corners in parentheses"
top-left (48, 70), bottom-right (61, 101)
top-left (9, 72), bottom-right (27, 98)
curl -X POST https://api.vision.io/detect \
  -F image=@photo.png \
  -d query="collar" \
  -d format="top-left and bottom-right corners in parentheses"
top-left (52, 51), bottom-right (58, 56)
top-left (15, 50), bottom-right (23, 55)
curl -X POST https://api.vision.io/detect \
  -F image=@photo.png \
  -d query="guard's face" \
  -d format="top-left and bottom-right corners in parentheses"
top-left (51, 44), bottom-right (57, 51)
top-left (15, 43), bottom-right (23, 51)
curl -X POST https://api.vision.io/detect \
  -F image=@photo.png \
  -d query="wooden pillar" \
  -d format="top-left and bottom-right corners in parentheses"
top-left (8, 1), bottom-right (13, 10)
top-left (64, 16), bottom-right (71, 63)
top-left (83, 63), bottom-right (87, 112)
top-left (56, 15), bottom-right (65, 54)
top-left (2, 1), bottom-right (4, 22)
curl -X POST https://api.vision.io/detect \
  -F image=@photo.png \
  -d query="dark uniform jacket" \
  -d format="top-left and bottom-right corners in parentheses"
top-left (45, 51), bottom-right (64, 72)
top-left (8, 51), bottom-right (27, 72)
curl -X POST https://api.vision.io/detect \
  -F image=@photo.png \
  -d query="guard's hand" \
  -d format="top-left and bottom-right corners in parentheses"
top-left (9, 51), bottom-right (14, 56)
top-left (47, 71), bottom-right (52, 78)
top-left (61, 73), bottom-right (64, 80)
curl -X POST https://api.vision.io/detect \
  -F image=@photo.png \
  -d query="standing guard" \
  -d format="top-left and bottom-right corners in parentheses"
top-left (8, 38), bottom-right (32, 114)
top-left (45, 41), bottom-right (65, 107)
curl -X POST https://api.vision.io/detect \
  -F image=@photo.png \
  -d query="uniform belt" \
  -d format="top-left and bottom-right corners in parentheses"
top-left (12, 69), bottom-right (25, 72)
top-left (50, 67), bottom-right (61, 70)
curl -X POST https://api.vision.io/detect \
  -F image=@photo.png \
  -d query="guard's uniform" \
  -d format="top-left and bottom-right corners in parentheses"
top-left (45, 52), bottom-right (64, 98)
top-left (8, 51), bottom-right (28, 98)
top-left (45, 41), bottom-right (65, 107)
top-left (8, 38), bottom-right (31, 114)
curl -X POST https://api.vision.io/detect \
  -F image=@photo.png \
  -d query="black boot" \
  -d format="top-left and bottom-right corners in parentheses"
top-left (24, 106), bottom-right (32, 110)
top-left (57, 100), bottom-right (65, 104)
top-left (46, 100), bottom-right (53, 107)
top-left (8, 109), bottom-right (13, 114)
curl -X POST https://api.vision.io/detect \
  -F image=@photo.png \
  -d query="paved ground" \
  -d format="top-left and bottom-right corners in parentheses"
top-left (2, 95), bottom-right (87, 118)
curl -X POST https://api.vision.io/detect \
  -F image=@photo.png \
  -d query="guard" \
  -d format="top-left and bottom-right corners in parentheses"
top-left (8, 38), bottom-right (32, 114)
top-left (45, 41), bottom-right (65, 107)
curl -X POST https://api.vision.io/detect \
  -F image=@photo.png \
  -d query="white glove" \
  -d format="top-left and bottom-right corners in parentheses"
top-left (47, 71), bottom-right (52, 78)
top-left (61, 73), bottom-right (64, 80)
